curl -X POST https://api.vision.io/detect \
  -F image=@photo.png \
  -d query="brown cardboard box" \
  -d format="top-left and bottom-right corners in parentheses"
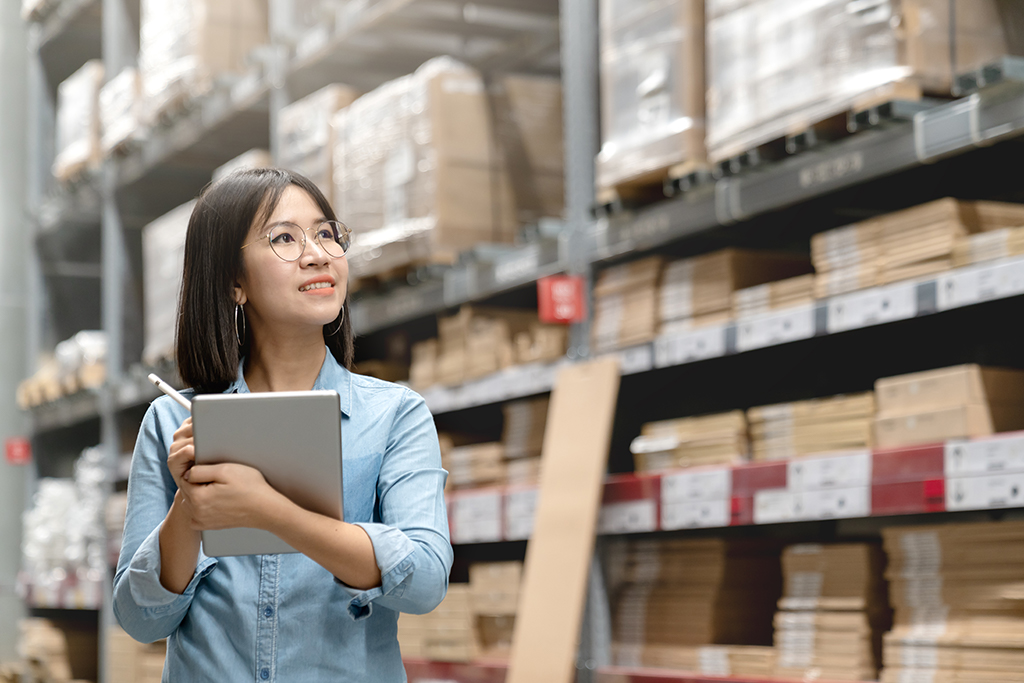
top-left (514, 324), bottom-right (567, 365)
top-left (733, 274), bottom-right (816, 318)
top-left (596, 0), bottom-right (705, 193)
top-left (502, 397), bottom-right (549, 460)
top-left (278, 84), bottom-right (360, 197)
top-left (874, 403), bottom-right (1024, 449)
top-left (953, 226), bottom-right (1024, 267)
top-left (875, 365), bottom-right (1024, 416)
top-left (749, 393), bottom-right (876, 460)
top-left (444, 443), bottom-right (506, 488)
top-left (470, 561), bottom-right (522, 615)
top-left (631, 410), bottom-right (749, 471)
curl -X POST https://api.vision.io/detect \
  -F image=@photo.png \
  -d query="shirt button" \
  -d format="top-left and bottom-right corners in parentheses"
top-left (263, 606), bottom-right (274, 618)
top-left (260, 668), bottom-right (270, 680)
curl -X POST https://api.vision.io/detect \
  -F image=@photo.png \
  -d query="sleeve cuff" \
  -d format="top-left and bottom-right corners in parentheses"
top-left (332, 522), bottom-right (416, 621)
top-left (127, 523), bottom-right (218, 613)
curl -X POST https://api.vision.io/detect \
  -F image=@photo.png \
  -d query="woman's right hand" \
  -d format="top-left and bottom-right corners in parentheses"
top-left (168, 417), bottom-right (195, 491)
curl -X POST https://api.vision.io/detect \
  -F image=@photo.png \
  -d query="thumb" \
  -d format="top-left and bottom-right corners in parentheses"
top-left (185, 464), bottom-right (225, 485)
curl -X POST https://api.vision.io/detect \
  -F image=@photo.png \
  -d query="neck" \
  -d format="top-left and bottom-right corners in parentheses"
top-left (243, 326), bottom-right (328, 393)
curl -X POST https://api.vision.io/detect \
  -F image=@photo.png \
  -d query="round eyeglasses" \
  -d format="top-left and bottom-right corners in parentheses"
top-left (241, 220), bottom-right (352, 262)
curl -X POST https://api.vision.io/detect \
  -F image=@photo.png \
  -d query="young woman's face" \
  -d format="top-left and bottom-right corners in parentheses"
top-left (236, 185), bottom-right (349, 335)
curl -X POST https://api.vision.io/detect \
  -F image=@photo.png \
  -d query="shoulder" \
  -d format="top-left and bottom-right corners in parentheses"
top-left (145, 389), bottom-right (195, 428)
top-left (349, 373), bottom-right (422, 403)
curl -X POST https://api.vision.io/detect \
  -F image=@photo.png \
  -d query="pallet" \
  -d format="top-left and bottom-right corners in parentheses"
top-left (595, 159), bottom-right (712, 216)
top-left (710, 80), bottom-right (943, 178)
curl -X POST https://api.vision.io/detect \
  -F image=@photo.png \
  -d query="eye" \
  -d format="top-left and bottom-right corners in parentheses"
top-left (271, 232), bottom-right (296, 244)
top-left (317, 228), bottom-right (335, 241)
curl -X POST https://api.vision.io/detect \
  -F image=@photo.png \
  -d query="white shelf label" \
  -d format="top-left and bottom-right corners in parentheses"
top-left (736, 305), bottom-right (815, 352)
top-left (803, 486), bottom-right (871, 519)
top-left (754, 489), bottom-right (800, 524)
top-left (504, 488), bottom-right (538, 541)
top-left (936, 256), bottom-right (1024, 311)
top-left (946, 472), bottom-right (1024, 511)
top-left (945, 435), bottom-right (1024, 476)
top-left (661, 499), bottom-right (731, 530)
top-left (787, 451), bottom-right (872, 491)
top-left (451, 491), bottom-right (503, 544)
top-left (827, 282), bottom-right (916, 333)
top-left (617, 344), bottom-right (654, 375)
top-left (652, 325), bottom-right (727, 367)
top-left (661, 467), bottom-right (731, 503)
top-left (598, 499), bottom-right (657, 534)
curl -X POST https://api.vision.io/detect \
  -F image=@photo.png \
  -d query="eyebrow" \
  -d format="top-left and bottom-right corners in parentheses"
top-left (263, 218), bottom-right (330, 230)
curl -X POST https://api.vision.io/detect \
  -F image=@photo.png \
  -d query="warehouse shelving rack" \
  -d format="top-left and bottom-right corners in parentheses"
top-left (20, 0), bottom-right (1024, 682)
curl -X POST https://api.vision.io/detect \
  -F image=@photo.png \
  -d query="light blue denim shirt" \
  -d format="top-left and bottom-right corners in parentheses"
top-left (113, 351), bottom-right (452, 682)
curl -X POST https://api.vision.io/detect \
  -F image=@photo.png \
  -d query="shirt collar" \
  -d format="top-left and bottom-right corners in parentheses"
top-left (225, 347), bottom-right (352, 417)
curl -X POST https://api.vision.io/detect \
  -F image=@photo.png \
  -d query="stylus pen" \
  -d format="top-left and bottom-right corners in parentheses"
top-left (148, 373), bottom-right (192, 411)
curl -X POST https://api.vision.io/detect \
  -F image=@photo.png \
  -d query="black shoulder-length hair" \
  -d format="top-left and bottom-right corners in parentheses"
top-left (176, 168), bottom-right (355, 393)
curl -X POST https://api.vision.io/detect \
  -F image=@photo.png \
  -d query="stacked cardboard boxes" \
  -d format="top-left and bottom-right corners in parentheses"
top-left (630, 411), bottom-right (748, 472)
top-left (469, 562), bottom-right (522, 660)
top-left (874, 365), bottom-right (1024, 449)
top-left (813, 199), bottom-right (1024, 298)
top-left (880, 520), bottom-right (1024, 683)
top-left (748, 393), bottom-right (876, 461)
top-left (142, 202), bottom-right (195, 366)
top-left (773, 543), bottom-right (890, 681)
top-left (660, 249), bottom-right (811, 334)
top-left (277, 84), bottom-right (360, 197)
top-left (513, 323), bottom-right (568, 365)
top-left (53, 60), bottom-right (104, 182)
top-left (596, 0), bottom-right (706, 195)
top-left (139, 0), bottom-right (268, 123)
top-left (107, 627), bottom-right (166, 683)
top-left (593, 256), bottom-right (664, 353)
top-left (433, 306), bottom-right (539, 386)
top-left (99, 67), bottom-right (142, 156)
top-left (443, 443), bottom-right (505, 490)
top-left (732, 274), bottom-right (816, 318)
top-left (502, 397), bottom-right (548, 485)
top-left (706, 0), bottom-right (1017, 164)
top-left (398, 584), bottom-right (478, 662)
top-left (953, 226), bottom-right (1024, 267)
top-left (607, 537), bottom-right (781, 670)
top-left (333, 58), bottom-right (563, 278)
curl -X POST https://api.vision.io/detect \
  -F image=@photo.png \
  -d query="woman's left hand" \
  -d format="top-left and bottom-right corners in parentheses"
top-left (178, 463), bottom-right (284, 532)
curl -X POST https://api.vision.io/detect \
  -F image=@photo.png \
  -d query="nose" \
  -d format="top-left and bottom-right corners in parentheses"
top-left (300, 229), bottom-right (330, 265)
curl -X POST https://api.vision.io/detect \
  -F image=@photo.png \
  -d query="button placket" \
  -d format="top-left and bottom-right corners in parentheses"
top-left (255, 554), bottom-right (280, 682)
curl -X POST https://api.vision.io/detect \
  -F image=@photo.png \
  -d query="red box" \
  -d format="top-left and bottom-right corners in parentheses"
top-left (872, 443), bottom-right (945, 483)
top-left (731, 461), bottom-right (787, 495)
top-left (872, 479), bottom-right (946, 516)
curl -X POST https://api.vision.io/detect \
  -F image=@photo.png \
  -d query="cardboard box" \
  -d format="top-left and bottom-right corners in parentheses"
top-left (874, 403), bottom-right (1024, 449)
top-left (596, 0), bottom-right (706, 193)
top-left (733, 274), bottom-right (816, 318)
top-left (409, 339), bottom-right (438, 390)
top-left (139, 0), bottom-right (268, 123)
top-left (502, 397), bottom-right (549, 460)
top-left (53, 60), bottom-right (104, 182)
top-left (277, 84), bottom-right (360, 197)
top-left (444, 443), bottom-right (506, 488)
top-left (875, 365), bottom-right (1024, 416)
top-left (631, 410), bottom-right (749, 471)
top-left (514, 324), bottom-right (567, 365)
top-left (142, 201), bottom-right (195, 366)
top-left (470, 561), bottom-right (522, 615)
top-left (749, 393), bottom-right (876, 460)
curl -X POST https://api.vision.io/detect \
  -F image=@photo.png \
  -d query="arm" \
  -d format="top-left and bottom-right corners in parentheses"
top-left (113, 402), bottom-right (218, 643)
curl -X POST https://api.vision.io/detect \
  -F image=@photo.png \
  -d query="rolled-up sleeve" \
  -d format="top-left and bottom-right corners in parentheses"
top-left (334, 388), bottom-right (452, 620)
top-left (113, 399), bottom-right (218, 642)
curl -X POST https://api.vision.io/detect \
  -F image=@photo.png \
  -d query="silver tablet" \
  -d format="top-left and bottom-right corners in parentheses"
top-left (191, 390), bottom-right (344, 557)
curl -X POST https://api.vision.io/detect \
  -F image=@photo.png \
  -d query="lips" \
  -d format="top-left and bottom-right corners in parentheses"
top-left (299, 276), bottom-right (335, 292)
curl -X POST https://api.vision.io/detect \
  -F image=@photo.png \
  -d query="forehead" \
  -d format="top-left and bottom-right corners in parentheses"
top-left (264, 185), bottom-right (324, 224)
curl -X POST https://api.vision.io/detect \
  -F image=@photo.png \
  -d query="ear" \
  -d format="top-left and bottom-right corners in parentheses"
top-left (233, 283), bottom-right (247, 306)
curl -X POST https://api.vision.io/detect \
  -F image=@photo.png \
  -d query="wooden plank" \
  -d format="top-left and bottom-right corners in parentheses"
top-left (506, 357), bottom-right (621, 683)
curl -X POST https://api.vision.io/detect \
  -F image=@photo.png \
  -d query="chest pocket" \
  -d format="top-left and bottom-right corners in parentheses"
top-left (341, 452), bottom-right (382, 523)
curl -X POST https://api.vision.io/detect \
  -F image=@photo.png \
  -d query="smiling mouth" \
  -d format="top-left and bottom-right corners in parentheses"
top-left (299, 282), bottom-right (334, 292)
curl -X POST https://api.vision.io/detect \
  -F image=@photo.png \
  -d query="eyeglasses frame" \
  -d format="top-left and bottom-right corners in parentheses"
top-left (240, 219), bottom-right (352, 262)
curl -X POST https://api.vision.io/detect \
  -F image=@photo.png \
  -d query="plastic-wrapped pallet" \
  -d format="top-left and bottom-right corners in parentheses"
top-left (596, 0), bottom-right (705, 196)
top-left (706, 0), bottom-right (1017, 164)
top-left (142, 202), bottom-right (195, 366)
top-left (880, 520), bottom-right (1024, 683)
top-left (277, 84), bottom-right (360, 197)
top-left (332, 58), bottom-right (563, 279)
top-left (53, 60), bottom-right (104, 183)
top-left (100, 68), bottom-right (143, 156)
top-left (139, 0), bottom-right (268, 123)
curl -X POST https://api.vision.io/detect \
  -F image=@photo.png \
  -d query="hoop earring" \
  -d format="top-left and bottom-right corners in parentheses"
top-left (325, 307), bottom-right (345, 337)
top-left (235, 303), bottom-right (246, 346)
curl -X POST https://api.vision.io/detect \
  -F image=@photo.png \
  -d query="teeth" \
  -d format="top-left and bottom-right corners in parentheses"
top-left (300, 282), bottom-right (333, 292)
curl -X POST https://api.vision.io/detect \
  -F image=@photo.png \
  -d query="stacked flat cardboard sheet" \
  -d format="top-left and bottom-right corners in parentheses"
top-left (733, 274), bottom-right (816, 318)
top-left (443, 442), bottom-right (506, 490)
top-left (277, 84), bottom-right (360, 197)
top-left (953, 226), bottom-right (1024, 267)
top-left (661, 249), bottom-right (812, 327)
top-left (630, 410), bottom-right (748, 472)
top-left (398, 584), bottom-right (478, 662)
top-left (748, 392), bottom-right (875, 461)
top-left (774, 543), bottom-right (889, 682)
top-left (874, 364), bottom-right (1024, 449)
top-left (593, 256), bottom-right (664, 353)
top-left (607, 537), bottom-right (781, 670)
top-left (813, 199), bottom-right (1024, 297)
top-left (880, 520), bottom-right (1024, 683)
top-left (470, 562), bottom-right (522, 660)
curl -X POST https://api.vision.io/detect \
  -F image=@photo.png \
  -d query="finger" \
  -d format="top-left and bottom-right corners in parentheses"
top-left (173, 419), bottom-right (193, 439)
top-left (185, 464), bottom-right (226, 485)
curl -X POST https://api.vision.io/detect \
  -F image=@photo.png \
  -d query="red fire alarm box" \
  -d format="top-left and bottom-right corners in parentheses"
top-left (537, 275), bottom-right (587, 324)
top-left (5, 437), bottom-right (31, 466)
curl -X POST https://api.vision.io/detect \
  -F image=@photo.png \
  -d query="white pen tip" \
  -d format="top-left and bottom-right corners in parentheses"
top-left (148, 373), bottom-right (161, 385)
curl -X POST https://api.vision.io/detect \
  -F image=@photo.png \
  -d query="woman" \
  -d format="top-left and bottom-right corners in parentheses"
top-left (113, 169), bottom-right (452, 681)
